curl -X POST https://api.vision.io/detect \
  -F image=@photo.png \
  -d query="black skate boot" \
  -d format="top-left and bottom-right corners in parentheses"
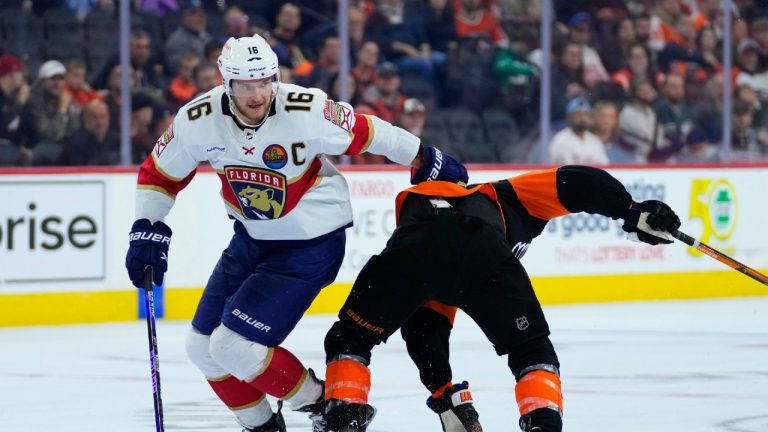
top-left (293, 368), bottom-right (327, 432)
top-left (426, 381), bottom-right (482, 432)
top-left (323, 399), bottom-right (377, 432)
top-left (242, 401), bottom-right (286, 432)
top-left (518, 407), bottom-right (562, 432)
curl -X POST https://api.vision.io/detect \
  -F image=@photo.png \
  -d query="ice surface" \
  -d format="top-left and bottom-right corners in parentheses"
top-left (1, 297), bottom-right (767, 431)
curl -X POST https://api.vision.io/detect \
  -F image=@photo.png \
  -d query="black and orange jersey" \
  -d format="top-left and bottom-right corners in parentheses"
top-left (395, 165), bottom-right (633, 258)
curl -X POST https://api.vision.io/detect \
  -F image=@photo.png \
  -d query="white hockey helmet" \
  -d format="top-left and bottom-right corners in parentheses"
top-left (217, 35), bottom-right (280, 97)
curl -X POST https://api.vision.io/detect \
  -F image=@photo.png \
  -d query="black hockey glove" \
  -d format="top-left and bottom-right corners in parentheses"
top-left (125, 219), bottom-right (172, 288)
top-left (622, 200), bottom-right (681, 245)
top-left (410, 146), bottom-right (468, 185)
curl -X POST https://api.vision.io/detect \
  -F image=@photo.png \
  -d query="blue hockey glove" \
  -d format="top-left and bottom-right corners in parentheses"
top-left (125, 219), bottom-right (172, 288)
top-left (410, 146), bottom-right (468, 185)
top-left (622, 200), bottom-right (680, 245)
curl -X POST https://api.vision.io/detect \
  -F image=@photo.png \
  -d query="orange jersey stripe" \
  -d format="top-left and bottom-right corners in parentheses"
top-left (507, 168), bottom-right (569, 221)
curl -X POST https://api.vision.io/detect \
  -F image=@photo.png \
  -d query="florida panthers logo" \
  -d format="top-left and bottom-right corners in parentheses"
top-left (225, 166), bottom-right (287, 220)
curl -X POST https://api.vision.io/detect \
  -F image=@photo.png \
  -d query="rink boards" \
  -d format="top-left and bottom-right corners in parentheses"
top-left (1, 164), bottom-right (766, 326)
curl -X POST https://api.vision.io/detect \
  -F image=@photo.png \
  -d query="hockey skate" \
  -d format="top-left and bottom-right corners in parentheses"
top-left (293, 369), bottom-right (327, 432)
top-left (241, 401), bottom-right (286, 432)
top-left (322, 399), bottom-right (377, 432)
top-left (426, 381), bottom-right (482, 432)
top-left (518, 408), bottom-right (562, 432)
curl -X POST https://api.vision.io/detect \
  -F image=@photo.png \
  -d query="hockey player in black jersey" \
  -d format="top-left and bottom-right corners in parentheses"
top-left (318, 165), bottom-right (681, 432)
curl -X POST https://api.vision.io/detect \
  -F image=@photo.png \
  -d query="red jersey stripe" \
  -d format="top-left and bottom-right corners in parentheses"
top-left (137, 155), bottom-right (196, 197)
top-left (345, 114), bottom-right (374, 156)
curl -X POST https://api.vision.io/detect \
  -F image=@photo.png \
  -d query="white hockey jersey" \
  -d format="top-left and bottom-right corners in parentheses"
top-left (136, 83), bottom-right (420, 240)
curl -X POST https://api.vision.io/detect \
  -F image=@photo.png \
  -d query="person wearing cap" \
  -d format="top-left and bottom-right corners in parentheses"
top-left (735, 38), bottom-right (768, 96)
top-left (19, 60), bottom-right (79, 149)
top-left (676, 128), bottom-right (720, 163)
top-left (0, 54), bottom-right (30, 142)
top-left (548, 96), bottom-right (609, 165)
top-left (163, 0), bottom-right (211, 75)
top-left (362, 61), bottom-right (408, 123)
top-left (567, 12), bottom-right (609, 88)
top-left (397, 97), bottom-right (427, 138)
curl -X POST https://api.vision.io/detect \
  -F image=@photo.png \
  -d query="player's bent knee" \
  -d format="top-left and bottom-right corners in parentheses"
top-left (209, 324), bottom-right (270, 380)
top-left (324, 320), bottom-right (378, 365)
top-left (185, 327), bottom-right (229, 378)
top-left (508, 335), bottom-right (560, 379)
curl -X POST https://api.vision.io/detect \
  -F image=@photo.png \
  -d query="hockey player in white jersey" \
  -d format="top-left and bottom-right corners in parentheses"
top-left (124, 35), bottom-right (467, 431)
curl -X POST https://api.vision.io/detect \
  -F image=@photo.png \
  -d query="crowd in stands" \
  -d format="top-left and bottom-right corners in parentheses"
top-left (1, 0), bottom-right (768, 166)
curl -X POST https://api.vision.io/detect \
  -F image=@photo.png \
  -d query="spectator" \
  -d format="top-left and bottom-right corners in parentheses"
top-left (352, 41), bottom-right (380, 96)
top-left (731, 100), bottom-right (766, 160)
top-left (397, 97), bottom-right (427, 137)
top-left (693, 72), bottom-right (726, 143)
top-left (548, 96), bottom-right (609, 165)
top-left (649, 0), bottom-right (686, 52)
top-left (599, 17), bottom-right (637, 74)
top-left (654, 73), bottom-right (694, 160)
top-left (696, 25), bottom-right (721, 72)
top-left (272, 2), bottom-right (312, 77)
top-left (204, 40), bottom-right (223, 65)
top-left (100, 63), bottom-right (136, 138)
top-left (220, 6), bottom-right (251, 40)
top-left (611, 43), bottom-right (662, 93)
top-left (130, 93), bottom-right (158, 164)
top-left (422, 0), bottom-right (458, 54)
top-left (193, 62), bottom-right (220, 97)
top-left (362, 61), bottom-right (408, 123)
top-left (676, 128), bottom-right (720, 163)
top-left (551, 42), bottom-right (587, 121)
top-left (167, 52), bottom-right (200, 109)
top-left (62, 99), bottom-right (119, 165)
top-left (366, 0), bottom-right (446, 92)
top-left (616, 81), bottom-right (660, 163)
top-left (735, 39), bottom-right (768, 96)
top-left (64, 59), bottom-right (101, 109)
top-left (591, 100), bottom-right (620, 149)
top-left (298, 33), bottom-right (342, 92)
top-left (657, 15), bottom-right (714, 82)
top-left (20, 60), bottom-right (80, 149)
top-left (129, 29), bottom-right (167, 100)
top-left (567, 12), bottom-right (610, 88)
top-left (454, 0), bottom-right (509, 47)
top-left (329, 72), bottom-right (360, 106)
top-left (163, 0), bottom-right (210, 75)
top-left (634, 13), bottom-right (652, 46)
top-left (736, 84), bottom-right (768, 140)
top-left (0, 54), bottom-right (30, 142)
top-left (751, 18), bottom-right (768, 67)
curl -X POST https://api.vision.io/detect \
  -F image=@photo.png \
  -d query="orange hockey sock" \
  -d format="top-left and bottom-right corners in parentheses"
top-left (325, 359), bottom-right (371, 404)
top-left (515, 370), bottom-right (563, 416)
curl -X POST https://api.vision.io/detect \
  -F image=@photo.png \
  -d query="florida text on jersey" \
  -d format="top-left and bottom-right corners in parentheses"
top-left (134, 83), bottom-right (420, 240)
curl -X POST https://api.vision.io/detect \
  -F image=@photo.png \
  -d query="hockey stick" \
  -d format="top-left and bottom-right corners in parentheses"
top-left (671, 230), bottom-right (768, 287)
top-left (143, 266), bottom-right (165, 432)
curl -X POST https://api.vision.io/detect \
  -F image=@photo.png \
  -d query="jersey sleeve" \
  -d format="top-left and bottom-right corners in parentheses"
top-left (506, 165), bottom-right (632, 221)
top-left (135, 117), bottom-right (200, 222)
top-left (315, 97), bottom-right (420, 166)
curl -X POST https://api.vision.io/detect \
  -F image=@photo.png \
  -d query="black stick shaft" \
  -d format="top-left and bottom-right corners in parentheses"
top-left (671, 230), bottom-right (768, 286)
top-left (143, 267), bottom-right (165, 432)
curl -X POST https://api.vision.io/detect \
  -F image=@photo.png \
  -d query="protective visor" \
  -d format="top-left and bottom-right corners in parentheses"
top-left (230, 77), bottom-right (277, 98)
